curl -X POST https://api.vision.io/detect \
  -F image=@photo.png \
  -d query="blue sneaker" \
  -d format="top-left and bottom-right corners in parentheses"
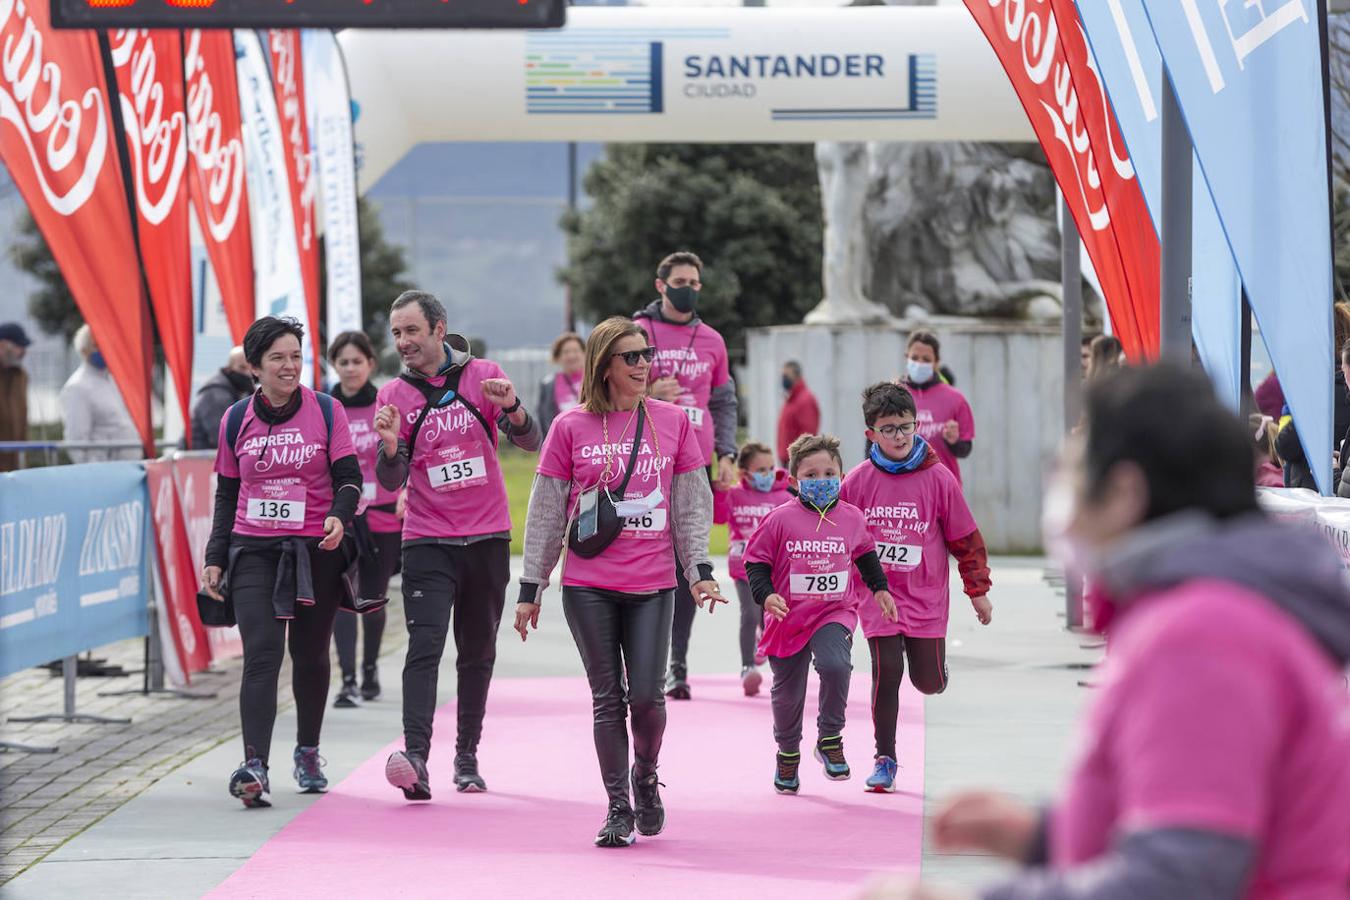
top-left (293, 745), bottom-right (328, 794)
top-left (866, 755), bottom-right (898, 793)
top-left (814, 735), bottom-right (851, 781)
top-left (773, 750), bottom-right (801, 795)
top-left (229, 758), bottom-right (271, 808)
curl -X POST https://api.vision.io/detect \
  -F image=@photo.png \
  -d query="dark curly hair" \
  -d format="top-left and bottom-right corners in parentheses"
top-left (243, 316), bottom-right (305, 368)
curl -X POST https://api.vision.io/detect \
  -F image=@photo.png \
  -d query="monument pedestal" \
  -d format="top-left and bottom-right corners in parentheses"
top-left (743, 317), bottom-right (1066, 554)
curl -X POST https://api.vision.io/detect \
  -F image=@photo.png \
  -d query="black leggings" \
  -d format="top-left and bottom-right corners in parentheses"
top-left (562, 586), bottom-right (674, 807)
top-left (868, 634), bottom-right (947, 759)
top-left (669, 563), bottom-right (696, 670)
top-left (400, 540), bottom-right (510, 761)
top-left (333, 529), bottom-right (401, 679)
top-left (233, 541), bottom-right (345, 765)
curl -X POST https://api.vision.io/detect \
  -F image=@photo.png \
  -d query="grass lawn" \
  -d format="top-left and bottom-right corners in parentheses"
top-left (498, 446), bottom-right (729, 556)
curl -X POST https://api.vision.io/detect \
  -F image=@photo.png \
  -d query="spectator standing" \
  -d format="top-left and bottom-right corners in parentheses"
top-left (189, 346), bottom-right (252, 450)
top-left (0, 322), bottom-right (31, 471)
top-left (776, 361), bottom-right (820, 467)
top-left (61, 324), bottom-right (140, 462)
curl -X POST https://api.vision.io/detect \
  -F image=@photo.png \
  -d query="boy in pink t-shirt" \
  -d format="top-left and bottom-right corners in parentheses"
top-left (713, 440), bottom-right (793, 696)
top-left (841, 382), bottom-right (991, 794)
top-left (743, 434), bottom-right (896, 795)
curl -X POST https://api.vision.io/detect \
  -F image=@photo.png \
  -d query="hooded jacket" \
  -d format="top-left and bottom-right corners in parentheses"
top-left (189, 368), bottom-right (252, 450)
top-left (634, 300), bottom-right (738, 460)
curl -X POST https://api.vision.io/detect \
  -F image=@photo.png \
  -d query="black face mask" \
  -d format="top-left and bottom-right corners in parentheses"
top-left (664, 285), bottom-right (699, 314)
top-left (224, 369), bottom-right (254, 395)
top-left (782, 375), bottom-right (794, 392)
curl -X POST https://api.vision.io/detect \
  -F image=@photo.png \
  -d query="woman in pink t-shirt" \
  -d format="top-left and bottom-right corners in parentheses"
top-left (514, 316), bottom-right (725, 848)
top-left (713, 440), bottom-right (793, 696)
top-left (328, 331), bottom-right (403, 708)
top-left (744, 434), bottom-right (896, 796)
top-left (537, 331), bottom-right (585, 435)
top-left (902, 331), bottom-right (975, 485)
top-left (894, 365), bottom-right (1350, 900)
top-left (201, 317), bottom-right (362, 809)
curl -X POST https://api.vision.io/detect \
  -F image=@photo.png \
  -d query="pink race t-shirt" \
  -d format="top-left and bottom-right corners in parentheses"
top-left (1052, 581), bottom-right (1350, 896)
top-left (841, 457), bottom-right (977, 639)
top-left (343, 400), bottom-right (402, 534)
top-left (375, 360), bottom-right (510, 542)
top-left (720, 473), bottom-right (793, 581)
top-left (553, 371), bottom-right (583, 416)
top-left (637, 314), bottom-right (730, 463)
top-left (214, 387), bottom-right (356, 538)
top-left (537, 399), bottom-right (706, 595)
top-left (744, 499), bottom-right (874, 659)
top-left (908, 381), bottom-right (974, 485)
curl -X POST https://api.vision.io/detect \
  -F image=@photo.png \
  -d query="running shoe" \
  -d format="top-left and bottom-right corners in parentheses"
top-left (595, 800), bottom-right (636, 848)
top-left (865, 755), bottom-right (898, 793)
top-left (386, 751), bottom-right (431, 801)
top-left (774, 750), bottom-right (801, 795)
top-left (293, 745), bottom-right (329, 794)
top-left (740, 665), bottom-right (763, 697)
top-left (360, 663), bottom-right (381, 701)
top-left (453, 752), bottom-right (486, 793)
top-left (664, 663), bottom-right (691, 700)
top-left (334, 677), bottom-right (359, 709)
top-left (229, 758), bottom-right (271, 809)
top-left (631, 768), bottom-right (666, 836)
top-left (814, 735), bottom-right (851, 781)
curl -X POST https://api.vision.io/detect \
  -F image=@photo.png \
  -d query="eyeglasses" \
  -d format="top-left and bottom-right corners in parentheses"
top-left (874, 422), bottom-right (918, 439)
top-left (611, 347), bottom-right (656, 367)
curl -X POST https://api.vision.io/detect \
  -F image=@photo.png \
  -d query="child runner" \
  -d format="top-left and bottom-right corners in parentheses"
top-left (744, 434), bottom-right (896, 795)
top-left (841, 382), bottom-right (992, 794)
top-left (714, 441), bottom-right (793, 696)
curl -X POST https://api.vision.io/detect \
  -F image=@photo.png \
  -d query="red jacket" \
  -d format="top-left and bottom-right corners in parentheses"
top-left (777, 380), bottom-right (820, 464)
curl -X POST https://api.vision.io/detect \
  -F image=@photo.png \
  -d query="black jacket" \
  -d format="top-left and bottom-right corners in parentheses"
top-left (189, 369), bottom-right (250, 450)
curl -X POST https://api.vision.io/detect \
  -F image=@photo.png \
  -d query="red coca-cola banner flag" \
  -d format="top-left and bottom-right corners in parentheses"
top-left (173, 452), bottom-right (243, 661)
top-left (0, 1), bottom-right (154, 455)
top-left (961, 0), bottom-right (1159, 361)
top-left (110, 29), bottom-right (195, 439)
top-left (146, 458), bottom-right (211, 681)
top-left (184, 29), bottom-right (254, 344)
top-left (267, 30), bottom-right (320, 381)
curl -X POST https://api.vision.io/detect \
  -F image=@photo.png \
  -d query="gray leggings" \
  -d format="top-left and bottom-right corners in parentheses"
top-left (768, 622), bottom-right (853, 753)
top-left (733, 579), bottom-right (763, 668)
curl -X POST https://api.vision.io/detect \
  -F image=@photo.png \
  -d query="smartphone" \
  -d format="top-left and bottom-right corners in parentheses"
top-left (576, 489), bottom-right (599, 541)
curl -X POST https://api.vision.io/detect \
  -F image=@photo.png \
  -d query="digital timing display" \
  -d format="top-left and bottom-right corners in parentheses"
top-left (50, 0), bottom-right (566, 30)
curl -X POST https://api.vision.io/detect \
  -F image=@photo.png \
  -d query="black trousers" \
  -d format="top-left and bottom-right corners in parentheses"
top-left (333, 529), bottom-right (401, 680)
top-left (399, 540), bottom-right (510, 761)
top-left (233, 541), bottom-right (345, 765)
top-left (669, 564), bottom-right (696, 670)
top-left (868, 634), bottom-right (948, 759)
top-left (733, 578), bottom-right (762, 668)
top-left (562, 586), bottom-right (674, 807)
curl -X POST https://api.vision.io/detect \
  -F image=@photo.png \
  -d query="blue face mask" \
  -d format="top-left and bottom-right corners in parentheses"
top-left (906, 359), bottom-right (934, 384)
top-left (749, 470), bottom-right (776, 493)
top-left (89, 351), bottom-right (107, 370)
top-left (797, 477), bottom-right (841, 509)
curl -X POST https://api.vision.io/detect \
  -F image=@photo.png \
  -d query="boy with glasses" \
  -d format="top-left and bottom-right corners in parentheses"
top-left (840, 382), bottom-right (992, 794)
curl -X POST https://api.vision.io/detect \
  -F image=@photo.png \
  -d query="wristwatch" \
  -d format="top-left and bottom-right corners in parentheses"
top-left (503, 397), bottom-right (523, 415)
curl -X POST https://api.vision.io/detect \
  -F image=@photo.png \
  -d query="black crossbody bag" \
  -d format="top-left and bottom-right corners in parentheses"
top-left (568, 404), bottom-right (646, 559)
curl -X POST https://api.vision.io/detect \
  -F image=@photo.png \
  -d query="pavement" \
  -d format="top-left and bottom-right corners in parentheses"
top-left (0, 556), bottom-right (1096, 897)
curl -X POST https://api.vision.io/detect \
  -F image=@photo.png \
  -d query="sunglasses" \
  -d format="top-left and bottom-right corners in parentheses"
top-left (611, 347), bottom-right (656, 367)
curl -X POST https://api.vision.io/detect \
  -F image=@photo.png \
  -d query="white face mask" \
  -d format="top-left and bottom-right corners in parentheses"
top-left (907, 359), bottom-right (935, 384)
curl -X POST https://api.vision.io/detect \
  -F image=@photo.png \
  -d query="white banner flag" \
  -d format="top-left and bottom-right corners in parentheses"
top-left (303, 30), bottom-right (363, 342)
top-left (235, 29), bottom-right (313, 386)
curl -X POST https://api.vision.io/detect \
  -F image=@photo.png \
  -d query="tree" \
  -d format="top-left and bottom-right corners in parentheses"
top-left (11, 211), bottom-right (81, 339)
top-left (560, 144), bottom-right (824, 354)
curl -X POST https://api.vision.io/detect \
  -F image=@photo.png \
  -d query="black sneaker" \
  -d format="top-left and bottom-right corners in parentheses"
top-left (664, 663), bottom-right (690, 700)
top-left (453, 752), bottom-right (486, 793)
top-left (385, 751), bottom-right (431, 801)
top-left (360, 664), bottom-right (380, 701)
top-left (594, 801), bottom-right (636, 848)
top-left (334, 678), bottom-right (359, 709)
top-left (631, 768), bottom-right (666, 836)
top-left (229, 758), bottom-right (272, 808)
top-left (814, 734), bottom-right (851, 781)
top-left (774, 751), bottom-right (801, 795)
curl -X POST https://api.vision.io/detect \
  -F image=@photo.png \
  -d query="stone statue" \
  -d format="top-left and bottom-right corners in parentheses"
top-left (807, 141), bottom-right (896, 325)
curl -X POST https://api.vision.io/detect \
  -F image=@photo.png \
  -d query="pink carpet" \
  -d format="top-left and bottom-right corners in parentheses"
top-left (209, 673), bottom-right (925, 899)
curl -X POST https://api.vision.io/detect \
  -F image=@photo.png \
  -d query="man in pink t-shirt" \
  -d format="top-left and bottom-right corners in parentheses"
top-left (920, 365), bottom-right (1350, 900)
top-left (372, 291), bottom-right (541, 802)
top-left (635, 250), bottom-right (739, 701)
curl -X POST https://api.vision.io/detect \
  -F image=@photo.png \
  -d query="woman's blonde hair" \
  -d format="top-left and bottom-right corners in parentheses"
top-left (581, 317), bottom-right (648, 414)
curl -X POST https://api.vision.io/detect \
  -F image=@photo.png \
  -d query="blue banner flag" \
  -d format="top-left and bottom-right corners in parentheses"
top-left (0, 464), bottom-right (149, 678)
top-left (1137, 0), bottom-right (1333, 492)
top-left (1072, 0), bottom-right (1244, 410)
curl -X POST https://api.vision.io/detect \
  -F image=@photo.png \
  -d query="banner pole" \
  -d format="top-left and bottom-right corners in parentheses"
top-left (1159, 65), bottom-right (1193, 364)
top-left (1060, 193), bottom-right (1084, 631)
